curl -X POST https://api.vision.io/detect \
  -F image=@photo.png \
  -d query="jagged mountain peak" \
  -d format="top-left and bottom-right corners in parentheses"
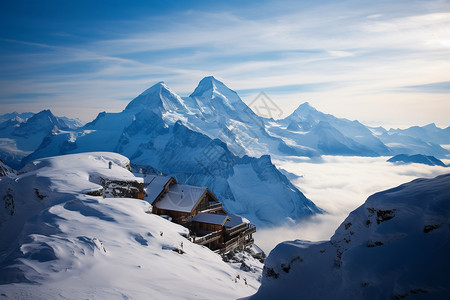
top-left (190, 76), bottom-right (240, 102)
top-left (190, 76), bottom-right (220, 97)
top-left (293, 102), bottom-right (319, 115)
top-left (139, 81), bottom-right (168, 97)
top-left (34, 109), bottom-right (52, 116)
top-left (125, 81), bottom-right (186, 112)
top-left (424, 122), bottom-right (437, 128)
top-left (24, 109), bottom-right (67, 128)
top-left (283, 102), bottom-right (326, 126)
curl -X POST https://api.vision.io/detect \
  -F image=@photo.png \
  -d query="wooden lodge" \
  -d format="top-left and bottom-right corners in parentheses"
top-left (144, 174), bottom-right (255, 253)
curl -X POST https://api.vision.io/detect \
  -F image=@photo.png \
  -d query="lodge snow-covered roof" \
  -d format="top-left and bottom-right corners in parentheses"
top-left (192, 213), bottom-right (230, 226)
top-left (224, 213), bottom-right (249, 228)
top-left (144, 175), bottom-right (172, 204)
top-left (192, 213), bottom-right (249, 227)
top-left (156, 184), bottom-right (207, 213)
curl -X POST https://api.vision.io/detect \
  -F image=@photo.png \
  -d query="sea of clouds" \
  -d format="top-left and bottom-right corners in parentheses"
top-left (255, 156), bottom-right (450, 254)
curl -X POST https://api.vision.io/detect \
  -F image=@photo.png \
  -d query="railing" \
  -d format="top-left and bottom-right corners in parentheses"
top-left (225, 223), bottom-right (247, 236)
top-left (217, 236), bottom-right (240, 254)
top-left (200, 202), bottom-right (223, 213)
top-left (244, 238), bottom-right (254, 247)
top-left (226, 223), bottom-right (256, 236)
top-left (244, 224), bottom-right (256, 235)
top-left (217, 235), bottom-right (254, 254)
top-left (223, 235), bottom-right (239, 247)
top-left (193, 230), bottom-right (222, 245)
top-left (192, 223), bottom-right (257, 254)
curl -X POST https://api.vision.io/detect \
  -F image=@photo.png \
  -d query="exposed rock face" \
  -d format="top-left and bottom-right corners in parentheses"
top-left (0, 159), bottom-right (15, 176)
top-left (101, 178), bottom-right (144, 199)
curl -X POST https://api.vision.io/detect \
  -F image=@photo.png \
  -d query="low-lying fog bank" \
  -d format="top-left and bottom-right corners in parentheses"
top-left (255, 156), bottom-right (450, 254)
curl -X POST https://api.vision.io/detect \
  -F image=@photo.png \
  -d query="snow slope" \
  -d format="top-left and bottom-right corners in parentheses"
top-left (252, 173), bottom-right (450, 299)
top-left (0, 152), bottom-right (262, 299)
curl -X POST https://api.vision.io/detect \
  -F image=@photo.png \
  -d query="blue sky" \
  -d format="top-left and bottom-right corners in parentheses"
top-left (1, 0), bottom-right (449, 128)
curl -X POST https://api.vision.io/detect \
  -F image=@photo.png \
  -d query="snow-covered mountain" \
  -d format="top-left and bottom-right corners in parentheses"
top-left (388, 123), bottom-right (450, 146)
top-left (121, 77), bottom-right (297, 158)
top-left (0, 112), bottom-right (34, 124)
top-left (2, 78), bottom-right (449, 168)
top-left (266, 102), bottom-right (391, 156)
top-left (17, 78), bottom-right (320, 226)
top-left (266, 102), bottom-right (449, 158)
top-left (370, 125), bottom-right (450, 158)
top-left (0, 110), bottom-right (71, 169)
top-left (252, 173), bottom-right (450, 299)
top-left (388, 154), bottom-right (447, 167)
top-left (22, 101), bottom-right (320, 226)
top-left (1, 77), bottom-right (449, 225)
top-left (0, 152), bottom-right (262, 299)
top-left (56, 116), bottom-right (85, 129)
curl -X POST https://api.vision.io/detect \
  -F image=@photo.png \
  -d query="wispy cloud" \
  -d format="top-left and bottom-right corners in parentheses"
top-left (399, 81), bottom-right (450, 93)
top-left (0, 1), bottom-right (449, 126)
top-left (0, 38), bottom-right (54, 49)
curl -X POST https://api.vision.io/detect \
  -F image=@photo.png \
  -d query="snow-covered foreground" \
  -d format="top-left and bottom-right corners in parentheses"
top-left (255, 156), bottom-right (450, 253)
top-left (253, 173), bottom-right (450, 299)
top-left (0, 153), bottom-right (262, 299)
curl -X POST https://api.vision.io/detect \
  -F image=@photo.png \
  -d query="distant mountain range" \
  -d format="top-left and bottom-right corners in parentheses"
top-left (0, 76), bottom-right (449, 225)
top-left (0, 110), bottom-right (84, 169)
top-left (388, 154), bottom-right (447, 167)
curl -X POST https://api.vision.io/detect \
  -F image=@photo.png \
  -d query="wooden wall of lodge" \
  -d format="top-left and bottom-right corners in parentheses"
top-left (193, 222), bottom-right (223, 233)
